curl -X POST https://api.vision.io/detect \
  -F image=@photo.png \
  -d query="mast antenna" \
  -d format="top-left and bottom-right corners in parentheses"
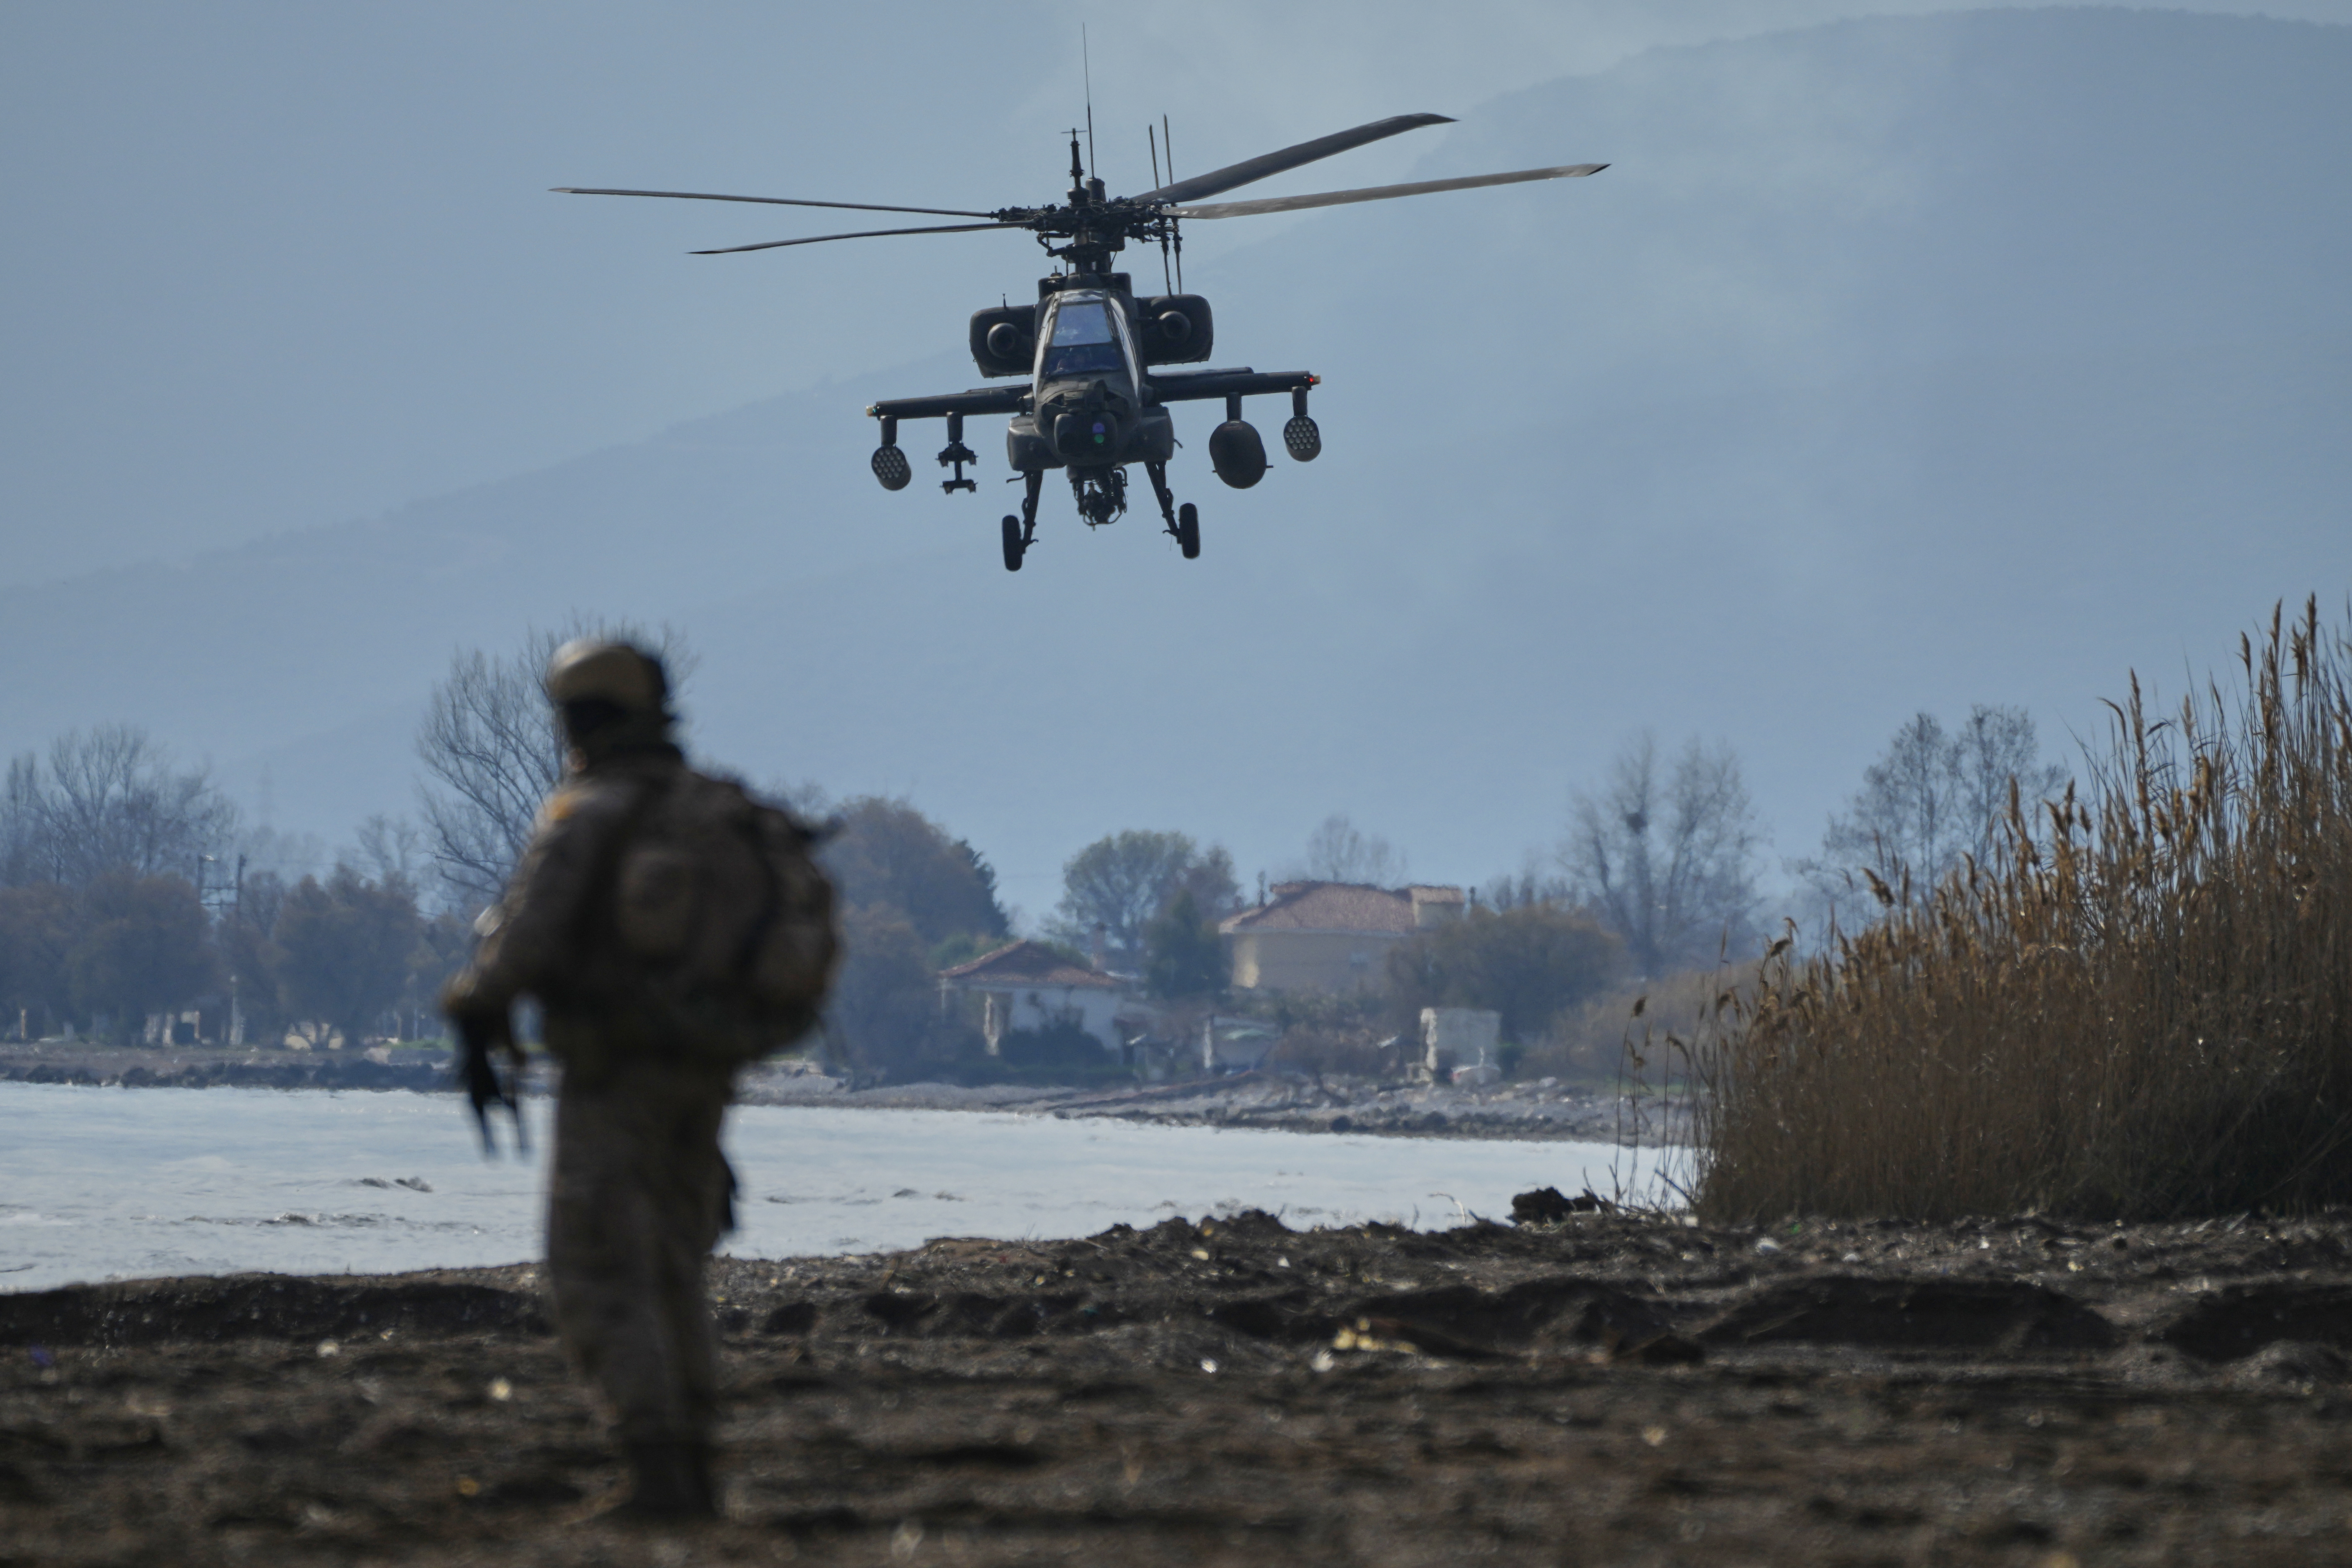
top-left (1149, 122), bottom-right (1171, 291)
top-left (1164, 114), bottom-right (1183, 291)
top-left (1082, 27), bottom-right (1097, 179)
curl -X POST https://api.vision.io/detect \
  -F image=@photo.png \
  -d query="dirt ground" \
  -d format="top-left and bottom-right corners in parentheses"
top-left (10, 1207), bottom-right (2352, 1565)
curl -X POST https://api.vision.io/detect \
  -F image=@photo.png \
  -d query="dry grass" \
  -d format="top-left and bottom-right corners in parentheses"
top-left (1517, 968), bottom-right (1729, 1086)
top-left (1691, 600), bottom-right (2352, 1222)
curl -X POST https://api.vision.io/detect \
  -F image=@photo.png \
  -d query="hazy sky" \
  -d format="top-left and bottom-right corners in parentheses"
top-left (2, 3), bottom-right (2345, 921)
top-left (6, 0), bottom-right (2345, 587)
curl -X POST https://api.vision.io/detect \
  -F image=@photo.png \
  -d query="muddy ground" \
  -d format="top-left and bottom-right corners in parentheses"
top-left (11, 1208), bottom-right (2352, 1565)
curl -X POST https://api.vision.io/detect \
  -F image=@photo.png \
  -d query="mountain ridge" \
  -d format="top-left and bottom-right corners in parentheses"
top-left (7, 8), bottom-right (2346, 900)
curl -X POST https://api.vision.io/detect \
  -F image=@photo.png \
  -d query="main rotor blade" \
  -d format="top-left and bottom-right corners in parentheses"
top-left (691, 221), bottom-right (1013, 254)
top-left (553, 187), bottom-right (997, 219)
top-left (1135, 112), bottom-right (1454, 205)
top-left (1172, 162), bottom-right (1607, 219)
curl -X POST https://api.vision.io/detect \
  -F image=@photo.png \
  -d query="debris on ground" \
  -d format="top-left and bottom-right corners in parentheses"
top-left (9, 1207), bottom-right (2352, 1562)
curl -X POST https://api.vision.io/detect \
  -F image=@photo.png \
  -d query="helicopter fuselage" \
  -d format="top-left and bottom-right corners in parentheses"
top-left (1009, 284), bottom-right (1169, 475)
top-left (556, 109), bottom-right (1601, 570)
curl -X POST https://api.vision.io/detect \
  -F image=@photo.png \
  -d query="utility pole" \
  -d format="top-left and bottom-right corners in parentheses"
top-left (200, 853), bottom-right (250, 1046)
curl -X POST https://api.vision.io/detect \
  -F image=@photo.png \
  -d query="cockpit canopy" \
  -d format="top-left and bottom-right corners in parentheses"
top-left (1037, 291), bottom-right (1137, 385)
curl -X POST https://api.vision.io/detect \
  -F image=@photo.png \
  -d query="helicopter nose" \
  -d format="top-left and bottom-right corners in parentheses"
top-left (1051, 410), bottom-right (1118, 460)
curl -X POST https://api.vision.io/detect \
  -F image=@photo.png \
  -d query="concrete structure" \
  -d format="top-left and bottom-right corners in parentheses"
top-left (936, 941), bottom-right (1127, 1057)
top-left (1200, 1015), bottom-right (1282, 1073)
top-left (1220, 881), bottom-right (1466, 995)
top-left (1422, 1006), bottom-right (1502, 1085)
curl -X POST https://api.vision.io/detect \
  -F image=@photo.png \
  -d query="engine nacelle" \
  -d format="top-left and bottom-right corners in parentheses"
top-left (968, 304), bottom-right (1037, 379)
top-left (1208, 420), bottom-right (1267, 488)
top-left (1137, 293), bottom-right (1213, 364)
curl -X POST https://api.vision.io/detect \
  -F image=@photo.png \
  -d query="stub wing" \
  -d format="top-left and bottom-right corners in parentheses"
top-left (1144, 368), bottom-right (1318, 404)
top-left (866, 386), bottom-right (1030, 422)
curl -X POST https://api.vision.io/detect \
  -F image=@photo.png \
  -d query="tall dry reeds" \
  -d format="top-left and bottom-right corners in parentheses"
top-left (1692, 600), bottom-right (2352, 1221)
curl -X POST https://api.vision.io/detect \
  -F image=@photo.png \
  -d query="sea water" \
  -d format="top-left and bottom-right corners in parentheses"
top-left (0, 1082), bottom-right (1667, 1294)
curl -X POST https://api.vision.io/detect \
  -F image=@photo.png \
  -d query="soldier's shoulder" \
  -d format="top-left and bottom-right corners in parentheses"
top-left (671, 768), bottom-right (815, 836)
top-left (681, 764), bottom-right (754, 799)
top-left (536, 773), bottom-right (647, 829)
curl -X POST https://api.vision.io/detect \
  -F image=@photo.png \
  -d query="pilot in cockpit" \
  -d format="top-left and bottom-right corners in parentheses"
top-left (1038, 296), bottom-right (1130, 382)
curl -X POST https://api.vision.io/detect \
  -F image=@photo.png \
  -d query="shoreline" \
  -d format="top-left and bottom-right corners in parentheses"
top-left (0, 1043), bottom-right (1684, 1145)
top-left (6, 1208), bottom-right (2350, 1562)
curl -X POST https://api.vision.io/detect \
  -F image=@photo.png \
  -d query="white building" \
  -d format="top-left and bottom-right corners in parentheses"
top-left (936, 941), bottom-right (1127, 1057)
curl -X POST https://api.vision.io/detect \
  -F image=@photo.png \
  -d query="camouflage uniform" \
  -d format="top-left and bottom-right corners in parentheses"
top-left (443, 644), bottom-right (763, 1518)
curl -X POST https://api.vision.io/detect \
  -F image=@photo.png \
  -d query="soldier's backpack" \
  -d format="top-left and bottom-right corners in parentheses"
top-left (606, 771), bottom-right (838, 1058)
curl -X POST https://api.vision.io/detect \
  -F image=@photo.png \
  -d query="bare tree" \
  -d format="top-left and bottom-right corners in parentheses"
top-left (1795, 704), bottom-right (2069, 910)
top-left (1, 756), bottom-right (43, 887)
top-left (347, 814), bottom-right (428, 890)
top-left (1, 726), bottom-right (236, 888)
top-left (415, 619), bottom-right (689, 908)
top-left (1560, 734), bottom-right (1762, 975)
top-left (1292, 814), bottom-right (1407, 886)
top-left (1480, 849), bottom-right (1572, 911)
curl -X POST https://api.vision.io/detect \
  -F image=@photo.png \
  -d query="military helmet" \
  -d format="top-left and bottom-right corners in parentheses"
top-left (544, 639), bottom-right (668, 714)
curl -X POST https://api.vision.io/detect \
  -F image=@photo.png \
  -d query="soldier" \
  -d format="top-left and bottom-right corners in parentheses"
top-left (442, 639), bottom-right (836, 1519)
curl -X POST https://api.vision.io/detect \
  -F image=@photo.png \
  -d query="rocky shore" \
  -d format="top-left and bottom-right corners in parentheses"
top-left (0, 1042), bottom-right (452, 1093)
top-left (8, 1206), bottom-right (2352, 1563)
top-left (733, 1064), bottom-right (1681, 1145)
top-left (0, 1045), bottom-right (1678, 1144)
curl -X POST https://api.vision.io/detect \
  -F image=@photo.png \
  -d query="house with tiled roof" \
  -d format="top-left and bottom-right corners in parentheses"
top-left (936, 940), bottom-right (1129, 1057)
top-left (1219, 882), bottom-right (1465, 994)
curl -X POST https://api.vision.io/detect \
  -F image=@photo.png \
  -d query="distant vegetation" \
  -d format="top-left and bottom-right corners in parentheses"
top-left (53, 589), bottom-right (2318, 1241)
top-left (415, 616), bottom-right (691, 908)
top-left (1561, 735), bottom-right (1763, 976)
top-left (0, 726), bottom-right (462, 1046)
top-left (1049, 830), bottom-right (1239, 967)
top-left (809, 792), bottom-right (1010, 1079)
top-left (1692, 601), bottom-right (2352, 1222)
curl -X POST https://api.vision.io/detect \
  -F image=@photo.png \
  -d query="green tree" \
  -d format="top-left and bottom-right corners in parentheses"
top-left (273, 866), bottom-right (423, 1046)
top-left (0, 882), bottom-right (80, 1038)
top-left (405, 908), bottom-right (476, 1037)
top-left (1053, 830), bottom-right (1238, 963)
top-left (218, 869), bottom-right (290, 1046)
top-left (1385, 904), bottom-right (1622, 1045)
top-left (65, 872), bottom-right (219, 1041)
top-left (1144, 890), bottom-right (1226, 1000)
top-left (820, 797), bottom-right (1008, 949)
top-left (824, 903), bottom-right (936, 1077)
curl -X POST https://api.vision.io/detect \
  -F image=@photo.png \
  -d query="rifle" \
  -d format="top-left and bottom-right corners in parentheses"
top-left (454, 1007), bottom-right (531, 1158)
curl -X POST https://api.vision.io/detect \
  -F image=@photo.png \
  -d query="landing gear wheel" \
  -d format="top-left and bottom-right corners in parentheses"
top-left (1177, 502), bottom-right (1199, 560)
top-left (1001, 515), bottom-right (1025, 572)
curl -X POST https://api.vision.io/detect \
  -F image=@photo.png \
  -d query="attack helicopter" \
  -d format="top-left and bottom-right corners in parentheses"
top-left (557, 113), bottom-right (1603, 571)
